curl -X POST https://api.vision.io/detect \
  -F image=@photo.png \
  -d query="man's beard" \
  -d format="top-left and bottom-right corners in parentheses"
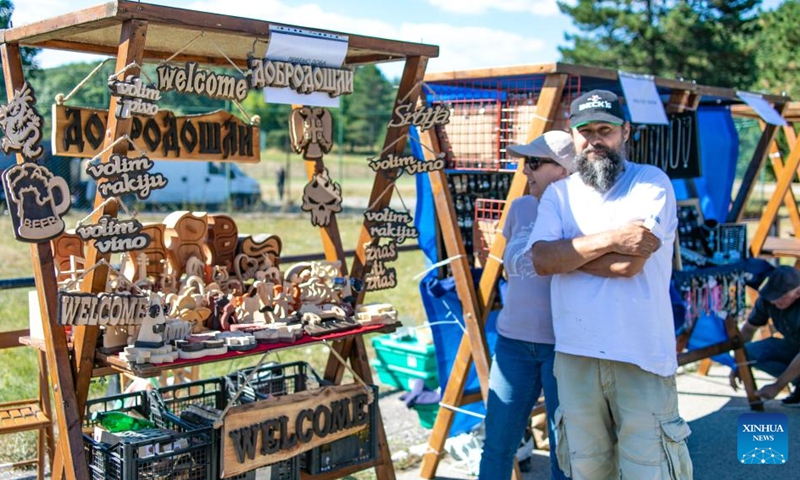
top-left (577, 144), bottom-right (625, 193)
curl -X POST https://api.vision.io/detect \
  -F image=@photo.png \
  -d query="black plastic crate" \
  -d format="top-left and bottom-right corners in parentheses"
top-left (150, 374), bottom-right (300, 480)
top-left (83, 425), bottom-right (213, 480)
top-left (231, 361), bottom-right (322, 403)
top-left (83, 390), bottom-right (150, 430)
top-left (301, 385), bottom-right (379, 475)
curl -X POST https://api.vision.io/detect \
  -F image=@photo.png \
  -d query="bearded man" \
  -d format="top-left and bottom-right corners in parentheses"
top-left (528, 90), bottom-right (694, 480)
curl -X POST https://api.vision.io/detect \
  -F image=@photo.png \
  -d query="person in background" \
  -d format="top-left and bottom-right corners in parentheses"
top-left (478, 130), bottom-right (576, 480)
top-left (276, 165), bottom-right (286, 202)
top-left (530, 90), bottom-right (693, 479)
top-left (730, 265), bottom-right (800, 406)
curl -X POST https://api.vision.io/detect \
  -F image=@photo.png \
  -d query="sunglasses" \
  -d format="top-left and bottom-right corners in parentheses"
top-left (524, 156), bottom-right (558, 171)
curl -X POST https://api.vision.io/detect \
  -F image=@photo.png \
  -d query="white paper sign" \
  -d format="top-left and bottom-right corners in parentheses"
top-left (737, 91), bottom-right (787, 126)
top-left (264, 26), bottom-right (349, 108)
top-left (618, 71), bottom-right (668, 125)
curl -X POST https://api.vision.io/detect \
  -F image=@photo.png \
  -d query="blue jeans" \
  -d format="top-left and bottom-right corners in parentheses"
top-left (479, 335), bottom-right (568, 480)
top-left (745, 337), bottom-right (800, 386)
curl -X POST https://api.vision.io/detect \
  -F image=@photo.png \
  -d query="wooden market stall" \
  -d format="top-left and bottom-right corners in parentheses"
top-left (730, 102), bottom-right (800, 262)
top-left (413, 63), bottom-right (791, 479)
top-left (0, 2), bottom-right (438, 479)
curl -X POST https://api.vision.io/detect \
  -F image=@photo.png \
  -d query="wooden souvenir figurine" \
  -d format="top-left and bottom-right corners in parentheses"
top-left (208, 214), bottom-right (239, 271)
top-left (122, 223), bottom-right (170, 284)
top-left (301, 168), bottom-right (342, 227)
top-left (52, 231), bottom-right (85, 283)
top-left (164, 211), bottom-right (211, 280)
top-left (289, 106), bottom-right (333, 160)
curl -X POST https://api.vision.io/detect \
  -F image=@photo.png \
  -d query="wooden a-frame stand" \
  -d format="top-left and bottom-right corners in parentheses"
top-left (1, 2), bottom-right (437, 479)
top-left (415, 64), bottom-right (784, 479)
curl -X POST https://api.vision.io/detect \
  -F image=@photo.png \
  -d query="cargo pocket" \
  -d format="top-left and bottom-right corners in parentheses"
top-left (659, 416), bottom-right (693, 480)
top-left (553, 406), bottom-right (572, 477)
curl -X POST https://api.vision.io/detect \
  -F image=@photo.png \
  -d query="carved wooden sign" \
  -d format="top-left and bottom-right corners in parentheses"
top-left (365, 260), bottom-right (397, 291)
top-left (387, 103), bottom-right (450, 132)
top-left (2, 163), bottom-right (70, 243)
top-left (302, 168), bottom-right (342, 227)
top-left (85, 154), bottom-right (168, 200)
top-left (0, 82), bottom-right (45, 160)
top-left (221, 384), bottom-right (371, 477)
top-left (108, 75), bottom-right (161, 118)
top-left (76, 215), bottom-right (151, 254)
top-left (364, 241), bottom-right (398, 291)
top-left (57, 291), bottom-right (149, 326)
top-left (156, 62), bottom-right (249, 102)
top-left (289, 107), bottom-right (333, 160)
top-left (368, 152), bottom-right (446, 175)
top-left (248, 56), bottom-right (353, 98)
top-left (52, 105), bottom-right (260, 163)
top-left (364, 207), bottom-right (419, 243)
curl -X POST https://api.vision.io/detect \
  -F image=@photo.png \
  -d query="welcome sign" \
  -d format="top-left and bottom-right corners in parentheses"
top-left (221, 384), bottom-right (372, 477)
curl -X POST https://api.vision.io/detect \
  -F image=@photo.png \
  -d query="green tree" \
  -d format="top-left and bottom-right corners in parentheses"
top-left (750, 0), bottom-right (800, 97)
top-left (341, 65), bottom-right (394, 152)
top-left (0, 0), bottom-right (39, 96)
top-left (558, 0), bottom-right (761, 89)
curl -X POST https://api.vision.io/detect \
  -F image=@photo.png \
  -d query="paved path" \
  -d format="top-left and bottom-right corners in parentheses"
top-left (394, 364), bottom-right (800, 480)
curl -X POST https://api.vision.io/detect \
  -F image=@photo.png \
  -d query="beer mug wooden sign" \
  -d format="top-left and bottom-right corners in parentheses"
top-left (2, 163), bottom-right (71, 242)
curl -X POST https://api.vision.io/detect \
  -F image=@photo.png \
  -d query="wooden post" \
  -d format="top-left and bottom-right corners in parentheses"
top-left (728, 103), bottom-right (788, 223)
top-left (54, 19), bottom-right (149, 480)
top-left (418, 74), bottom-right (567, 480)
top-left (324, 55), bottom-right (429, 382)
top-left (1, 42), bottom-right (89, 480)
top-left (750, 133), bottom-right (800, 257)
top-left (724, 316), bottom-right (763, 411)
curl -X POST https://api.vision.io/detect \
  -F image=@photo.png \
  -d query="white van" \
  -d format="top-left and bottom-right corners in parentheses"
top-left (85, 161), bottom-right (262, 210)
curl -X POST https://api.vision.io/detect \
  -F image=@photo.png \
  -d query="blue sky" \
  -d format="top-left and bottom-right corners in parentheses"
top-left (13, 0), bottom-right (784, 80)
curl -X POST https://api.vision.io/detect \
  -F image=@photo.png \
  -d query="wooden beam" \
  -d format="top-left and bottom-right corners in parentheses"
top-left (750, 130), bottom-right (800, 257)
top-left (724, 316), bottom-right (763, 411)
top-left (476, 73), bottom-right (567, 337)
top-left (350, 56), bottom-right (428, 294)
top-left (63, 21), bottom-right (149, 480)
top-left (764, 122), bottom-right (800, 238)
top-left (2, 42), bottom-right (88, 480)
top-left (728, 103), bottom-right (788, 223)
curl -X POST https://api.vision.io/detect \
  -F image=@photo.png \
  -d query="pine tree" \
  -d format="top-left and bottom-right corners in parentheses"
top-left (557, 0), bottom-right (761, 89)
top-left (750, 0), bottom-right (800, 97)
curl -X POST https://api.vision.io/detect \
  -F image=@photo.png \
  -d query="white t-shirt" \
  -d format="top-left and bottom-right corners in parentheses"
top-left (496, 196), bottom-right (555, 344)
top-left (529, 161), bottom-right (678, 377)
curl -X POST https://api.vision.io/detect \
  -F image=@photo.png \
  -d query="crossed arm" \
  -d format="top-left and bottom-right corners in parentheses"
top-left (531, 222), bottom-right (660, 278)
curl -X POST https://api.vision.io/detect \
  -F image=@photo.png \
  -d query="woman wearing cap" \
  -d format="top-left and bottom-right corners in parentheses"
top-left (478, 130), bottom-right (576, 480)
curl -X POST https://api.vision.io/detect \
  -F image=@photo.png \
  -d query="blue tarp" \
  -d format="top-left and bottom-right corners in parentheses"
top-left (411, 105), bottom-right (743, 437)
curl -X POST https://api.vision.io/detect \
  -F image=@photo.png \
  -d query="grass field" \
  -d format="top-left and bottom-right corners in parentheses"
top-left (0, 205), bottom-right (428, 470)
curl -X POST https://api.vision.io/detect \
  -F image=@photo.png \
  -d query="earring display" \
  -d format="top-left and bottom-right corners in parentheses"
top-left (627, 111), bottom-right (701, 179)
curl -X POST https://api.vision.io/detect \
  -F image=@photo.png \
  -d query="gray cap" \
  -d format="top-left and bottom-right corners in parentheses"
top-left (760, 266), bottom-right (800, 302)
top-left (507, 130), bottom-right (577, 174)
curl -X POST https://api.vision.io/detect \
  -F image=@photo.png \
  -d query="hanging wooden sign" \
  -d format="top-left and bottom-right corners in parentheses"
top-left (365, 240), bottom-right (398, 264)
top-left (75, 215), bottom-right (151, 254)
top-left (57, 291), bottom-right (149, 326)
top-left (156, 62), bottom-right (250, 103)
top-left (247, 56), bottom-right (354, 98)
top-left (365, 260), bottom-right (397, 291)
top-left (368, 151), bottom-right (446, 175)
top-left (85, 153), bottom-right (168, 200)
top-left (364, 207), bottom-right (419, 243)
top-left (0, 82), bottom-right (45, 160)
top-left (52, 105), bottom-right (260, 163)
top-left (289, 107), bottom-right (333, 160)
top-left (302, 168), bottom-right (343, 227)
top-left (2, 163), bottom-right (71, 243)
top-left (387, 103), bottom-right (450, 132)
top-left (221, 384), bottom-right (371, 477)
top-left (108, 75), bottom-right (161, 118)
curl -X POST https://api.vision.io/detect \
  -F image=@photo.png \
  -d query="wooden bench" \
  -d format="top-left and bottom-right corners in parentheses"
top-left (0, 329), bottom-right (54, 479)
